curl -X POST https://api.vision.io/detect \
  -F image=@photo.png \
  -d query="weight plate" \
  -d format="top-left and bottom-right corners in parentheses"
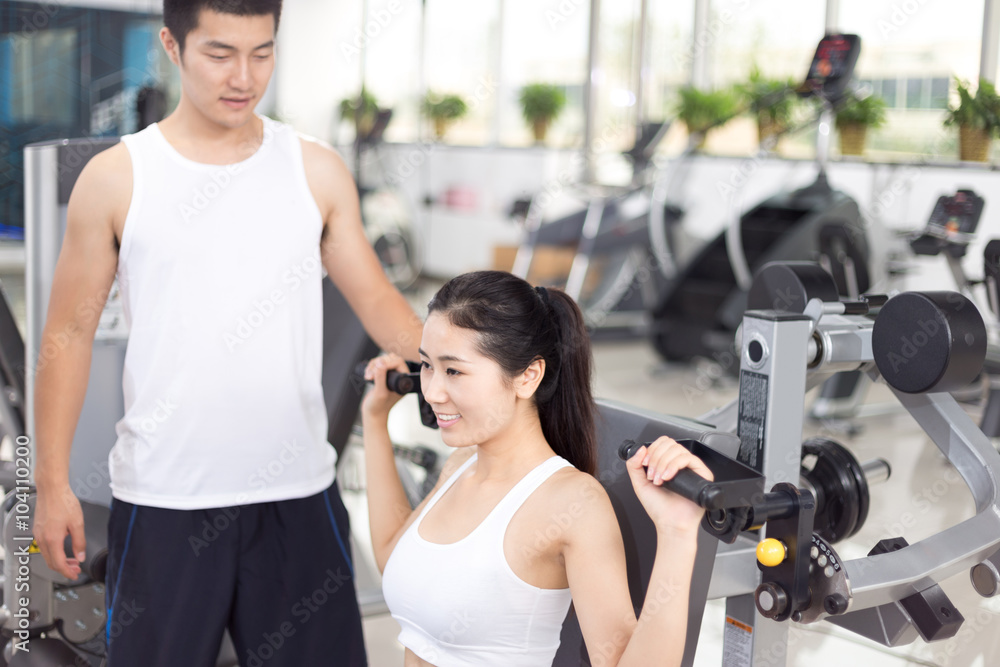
top-left (801, 438), bottom-right (866, 543)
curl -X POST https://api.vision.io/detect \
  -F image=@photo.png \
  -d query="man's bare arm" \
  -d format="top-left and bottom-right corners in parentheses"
top-left (33, 144), bottom-right (128, 579)
top-left (302, 138), bottom-right (423, 361)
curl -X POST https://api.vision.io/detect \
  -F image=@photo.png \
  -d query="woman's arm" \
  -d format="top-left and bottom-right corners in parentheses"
top-left (361, 354), bottom-right (417, 571)
top-left (562, 437), bottom-right (711, 667)
top-left (360, 354), bottom-right (475, 572)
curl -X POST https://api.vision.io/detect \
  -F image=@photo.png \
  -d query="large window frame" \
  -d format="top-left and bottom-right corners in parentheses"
top-left (354, 0), bottom-right (1000, 164)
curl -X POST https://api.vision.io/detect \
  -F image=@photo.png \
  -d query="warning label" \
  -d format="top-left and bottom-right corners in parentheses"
top-left (737, 370), bottom-right (768, 471)
top-left (723, 616), bottom-right (753, 667)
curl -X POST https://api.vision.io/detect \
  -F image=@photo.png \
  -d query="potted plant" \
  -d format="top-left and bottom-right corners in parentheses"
top-left (738, 67), bottom-right (796, 147)
top-left (673, 85), bottom-right (739, 149)
top-left (422, 92), bottom-right (468, 140)
top-left (835, 92), bottom-right (888, 156)
top-left (519, 84), bottom-right (567, 144)
top-left (944, 77), bottom-right (1000, 162)
top-left (339, 88), bottom-right (379, 138)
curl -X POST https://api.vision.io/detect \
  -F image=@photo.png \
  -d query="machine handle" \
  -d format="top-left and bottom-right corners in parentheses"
top-left (618, 439), bottom-right (725, 510)
top-left (353, 361), bottom-right (420, 395)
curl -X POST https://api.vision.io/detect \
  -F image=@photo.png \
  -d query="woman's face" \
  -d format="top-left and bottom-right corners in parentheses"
top-left (418, 312), bottom-right (520, 449)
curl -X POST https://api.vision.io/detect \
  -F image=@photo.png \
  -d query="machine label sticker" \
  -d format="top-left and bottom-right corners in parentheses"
top-left (737, 371), bottom-right (768, 472)
top-left (723, 616), bottom-right (753, 667)
top-left (27, 539), bottom-right (40, 554)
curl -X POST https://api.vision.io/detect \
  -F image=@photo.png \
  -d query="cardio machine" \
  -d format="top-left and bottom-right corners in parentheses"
top-left (649, 34), bottom-right (872, 368)
top-left (510, 121), bottom-right (682, 336)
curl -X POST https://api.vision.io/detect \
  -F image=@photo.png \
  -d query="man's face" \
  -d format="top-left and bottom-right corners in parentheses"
top-left (162, 8), bottom-right (276, 129)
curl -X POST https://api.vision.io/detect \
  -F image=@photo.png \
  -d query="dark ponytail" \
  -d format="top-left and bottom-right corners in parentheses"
top-left (427, 271), bottom-right (597, 475)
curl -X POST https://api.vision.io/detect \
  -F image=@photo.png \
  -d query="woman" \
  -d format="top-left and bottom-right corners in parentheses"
top-left (362, 270), bottom-right (712, 667)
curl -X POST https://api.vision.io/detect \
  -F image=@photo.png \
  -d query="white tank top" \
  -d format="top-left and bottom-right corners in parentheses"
top-left (382, 454), bottom-right (574, 667)
top-left (110, 116), bottom-right (335, 509)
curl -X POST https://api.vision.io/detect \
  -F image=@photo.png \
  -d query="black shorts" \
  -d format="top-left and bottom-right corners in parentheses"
top-left (104, 483), bottom-right (367, 666)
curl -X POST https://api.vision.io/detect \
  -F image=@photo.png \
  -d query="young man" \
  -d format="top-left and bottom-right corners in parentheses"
top-left (31, 1), bottom-right (422, 664)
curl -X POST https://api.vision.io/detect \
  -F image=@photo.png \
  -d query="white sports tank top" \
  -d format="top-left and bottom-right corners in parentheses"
top-left (111, 116), bottom-right (335, 509)
top-left (382, 454), bottom-right (574, 666)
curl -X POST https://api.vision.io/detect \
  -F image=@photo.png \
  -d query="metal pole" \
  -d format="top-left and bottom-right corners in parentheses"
top-left (419, 0), bottom-right (428, 144)
top-left (981, 0), bottom-right (1000, 84)
top-left (354, 0), bottom-right (369, 185)
top-left (691, 0), bottom-right (709, 89)
top-left (634, 0), bottom-right (649, 142)
top-left (583, 0), bottom-right (601, 183)
top-left (492, 0), bottom-right (505, 146)
top-left (825, 0), bottom-right (840, 33)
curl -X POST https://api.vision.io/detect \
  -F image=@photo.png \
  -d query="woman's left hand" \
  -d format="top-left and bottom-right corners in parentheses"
top-left (624, 436), bottom-right (714, 534)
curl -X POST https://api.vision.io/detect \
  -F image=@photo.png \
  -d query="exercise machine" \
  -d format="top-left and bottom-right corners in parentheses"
top-left (557, 260), bottom-right (999, 665)
top-left (809, 189), bottom-right (997, 430)
top-left (510, 121), bottom-right (682, 335)
top-left (649, 34), bottom-right (872, 368)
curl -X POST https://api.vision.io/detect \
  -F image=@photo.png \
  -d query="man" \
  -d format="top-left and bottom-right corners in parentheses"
top-left (32, 0), bottom-right (422, 664)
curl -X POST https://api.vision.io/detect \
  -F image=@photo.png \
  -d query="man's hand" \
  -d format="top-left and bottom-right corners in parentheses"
top-left (33, 484), bottom-right (86, 580)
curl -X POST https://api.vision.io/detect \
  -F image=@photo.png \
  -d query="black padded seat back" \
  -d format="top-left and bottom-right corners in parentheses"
top-left (553, 399), bottom-right (739, 666)
top-left (321, 278), bottom-right (379, 459)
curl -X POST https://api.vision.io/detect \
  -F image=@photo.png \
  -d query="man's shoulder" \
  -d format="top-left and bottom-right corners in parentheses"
top-left (298, 133), bottom-right (346, 168)
top-left (297, 134), bottom-right (352, 194)
top-left (72, 142), bottom-right (131, 201)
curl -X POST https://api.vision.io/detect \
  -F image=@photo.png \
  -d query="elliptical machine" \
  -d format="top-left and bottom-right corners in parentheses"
top-left (649, 35), bottom-right (871, 367)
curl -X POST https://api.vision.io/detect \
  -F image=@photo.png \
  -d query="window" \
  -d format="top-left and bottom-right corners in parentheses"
top-left (423, 0), bottom-right (501, 145)
top-left (590, 0), bottom-right (643, 180)
top-left (2, 27), bottom-right (78, 126)
top-left (704, 0), bottom-right (827, 157)
top-left (839, 0), bottom-right (985, 158)
top-left (363, 0), bottom-right (422, 143)
top-left (498, 0), bottom-right (589, 147)
top-left (709, 0), bottom-right (827, 88)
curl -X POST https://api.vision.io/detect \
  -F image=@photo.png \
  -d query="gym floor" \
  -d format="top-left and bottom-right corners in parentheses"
top-left (346, 331), bottom-right (1000, 667)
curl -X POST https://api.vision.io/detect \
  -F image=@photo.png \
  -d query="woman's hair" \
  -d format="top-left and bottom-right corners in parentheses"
top-left (427, 271), bottom-right (596, 475)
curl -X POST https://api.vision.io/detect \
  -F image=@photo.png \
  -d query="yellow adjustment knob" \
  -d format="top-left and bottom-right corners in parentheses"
top-left (757, 538), bottom-right (787, 567)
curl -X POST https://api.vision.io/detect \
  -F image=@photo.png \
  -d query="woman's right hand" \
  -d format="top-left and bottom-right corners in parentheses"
top-left (360, 353), bottom-right (411, 423)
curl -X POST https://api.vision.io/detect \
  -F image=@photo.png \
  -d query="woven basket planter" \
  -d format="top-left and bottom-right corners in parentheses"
top-left (838, 123), bottom-right (868, 156)
top-left (959, 125), bottom-right (991, 162)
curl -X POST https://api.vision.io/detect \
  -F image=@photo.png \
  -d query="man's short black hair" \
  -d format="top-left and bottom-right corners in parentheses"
top-left (163, 0), bottom-right (282, 52)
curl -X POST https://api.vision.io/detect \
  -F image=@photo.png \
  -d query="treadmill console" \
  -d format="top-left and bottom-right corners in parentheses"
top-left (910, 189), bottom-right (985, 257)
top-left (800, 34), bottom-right (861, 102)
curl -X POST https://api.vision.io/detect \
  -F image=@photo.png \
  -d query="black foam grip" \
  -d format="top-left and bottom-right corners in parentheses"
top-left (872, 291), bottom-right (986, 394)
top-left (353, 361), bottom-right (420, 396)
top-left (618, 440), bottom-right (723, 510)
